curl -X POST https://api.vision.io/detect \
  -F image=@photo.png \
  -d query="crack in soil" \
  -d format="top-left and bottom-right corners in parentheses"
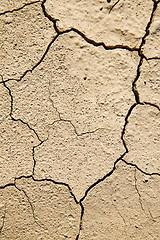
top-left (14, 182), bottom-right (48, 230)
top-left (0, 204), bottom-right (6, 234)
top-left (0, 1), bottom-right (40, 16)
top-left (0, 35), bottom-right (59, 84)
top-left (134, 169), bottom-right (145, 212)
top-left (0, 0), bottom-right (160, 239)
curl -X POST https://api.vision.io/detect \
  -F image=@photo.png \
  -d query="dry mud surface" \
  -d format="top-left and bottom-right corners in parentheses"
top-left (0, 0), bottom-right (160, 239)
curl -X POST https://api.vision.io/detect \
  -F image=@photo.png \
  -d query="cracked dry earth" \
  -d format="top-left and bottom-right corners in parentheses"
top-left (0, 0), bottom-right (160, 239)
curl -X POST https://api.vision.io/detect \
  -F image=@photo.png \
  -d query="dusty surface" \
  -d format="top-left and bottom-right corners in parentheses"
top-left (0, 2), bottom-right (56, 82)
top-left (80, 161), bottom-right (160, 240)
top-left (0, 178), bottom-right (80, 239)
top-left (0, 0), bottom-right (160, 239)
top-left (45, 0), bottom-right (153, 47)
top-left (124, 104), bottom-right (160, 174)
top-left (137, 59), bottom-right (160, 105)
top-left (142, 4), bottom-right (160, 58)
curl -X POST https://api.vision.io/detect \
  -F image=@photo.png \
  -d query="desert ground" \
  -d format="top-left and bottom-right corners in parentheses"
top-left (0, 0), bottom-right (160, 239)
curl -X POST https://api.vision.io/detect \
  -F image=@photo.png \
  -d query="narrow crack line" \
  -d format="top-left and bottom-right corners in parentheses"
top-left (49, 119), bottom-right (104, 137)
top-left (113, 203), bottom-right (126, 225)
top-left (31, 35), bottom-right (58, 72)
top-left (109, 0), bottom-right (120, 14)
top-left (148, 209), bottom-right (154, 219)
top-left (14, 183), bottom-right (47, 230)
top-left (122, 159), bottom-right (160, 176)
top-left (32, 136), bottom-right (49, 175)
top-left (2, 79), bottom-right (42, 143)
top-left (79, 154), bottom-right (125, 203)
top-left (48, 79), bottom-right (61, 120)
top-left (0, 35), bottom-right (59, 84)
top-left (75, 103), bottom-right (142, 205)
top-left (41, 0), bottom-right (60, 34)
top-left (0, 1), bottom-right (40, 16)
top-left (0, 183), bottom-right (15, 189)
top-left (134, 169), bottom-right (145, 211)
top-left (149, 209), bottom-right (160, 220)
top-left (0, 204), bottom-right (6, 234)
top-left (143, 101), bottom-right (160, 111)
top-left (2, 76), bottom-right (46, 182)
top-left (121, 103), bottom-right (138, 153)
top-left (143, 209), bottom-right (160, 225)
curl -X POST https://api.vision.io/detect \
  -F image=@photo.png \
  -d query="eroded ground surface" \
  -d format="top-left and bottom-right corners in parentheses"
top-left (0, 0), bottom-right (160, 239)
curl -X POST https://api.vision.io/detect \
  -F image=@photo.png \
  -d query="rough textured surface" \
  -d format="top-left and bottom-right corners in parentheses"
top-left (7, 32), bottom-right (138, 139)
top-left (0, 84), bottom-right (10, 123)
top-left (0, 0), bottom-right (160, 239)
top-left (80, 161), bottom-right (160, 240)
top-left (0, 0), bottom-right (32, 13)
top-left (34, 121), bottom-right (123, 201)
top-left (142, 4), bottom-right (160, 58)
top-left (45, 0), bottom-right (153, 47)
top-left (124, 105), bottom-right (160, 174)
top-left (0, 116), bottom-right (39, 185)
top-left (0, 2), bottom-right (56, 81)
top-left (7, 66), bottom-right (59, 140)
top-left (137, 59), bottom-right (160, 106)
top-left (0, 178), bottom-right (80, 239)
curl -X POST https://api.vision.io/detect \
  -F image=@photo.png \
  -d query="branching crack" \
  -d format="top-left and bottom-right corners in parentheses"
top-left (1, 75), bottom-right (46, 178)
top-left (132, 1), bottom-right (158, 103)
top-left (14, 182), bottom-right (47, 230)
top-left (122, 159), bottom-right (160, 176)
top-left (49, 119), bottom-right (104, 137)
top-left (41, 0), bottom-right (60, 34)
top-left (15, 174), bottom-right (83, 240)
top-left (1, 0), bottom-right (160, 239)
top-left (2, 78), bottom-right (41, 142)
top-left (41, 0), bottom-right (139, 53)
top-left (0, 35), bottom-right (59, 84)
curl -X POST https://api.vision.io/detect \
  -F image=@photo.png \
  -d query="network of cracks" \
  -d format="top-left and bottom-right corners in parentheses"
top-left (0, 0), bottom-right (160, 239)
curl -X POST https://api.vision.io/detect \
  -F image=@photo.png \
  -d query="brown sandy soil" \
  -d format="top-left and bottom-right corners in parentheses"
top-left (0, 0), bottom-right (160, 239)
